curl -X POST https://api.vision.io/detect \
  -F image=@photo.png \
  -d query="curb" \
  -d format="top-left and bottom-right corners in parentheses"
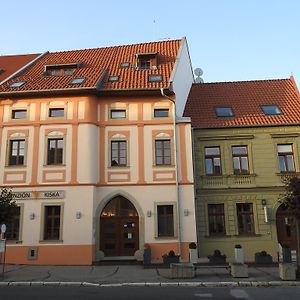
top-left (0, 281), bottom-right (300, 287)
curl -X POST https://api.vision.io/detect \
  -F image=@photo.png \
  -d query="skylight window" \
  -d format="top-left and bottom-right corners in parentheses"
top-left (261, 105), bottom-right (282, 115)
top-left (120, 62), bottom-right (130, 68)
top-left (215, 107), bottom-right (234, 117)
top-left (149, 74), bottom-right (162, 82)
top-left (109, 76), bottom-right (119, 82)
top-left (70, 78), bottom-right (85, 84)
top-left (10, 81), bottom-right (25, 88)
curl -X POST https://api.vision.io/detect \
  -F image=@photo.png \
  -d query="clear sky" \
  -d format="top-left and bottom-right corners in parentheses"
top-left (2, 0), bottom-right (299, 85)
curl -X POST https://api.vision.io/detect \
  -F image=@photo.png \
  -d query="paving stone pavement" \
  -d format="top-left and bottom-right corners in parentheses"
top-left (0, 264), bottom-right (299, 287)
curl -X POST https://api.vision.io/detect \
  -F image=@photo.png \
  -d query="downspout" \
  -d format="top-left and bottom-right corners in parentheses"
top-left (160, 88), bottom-right (182, 258)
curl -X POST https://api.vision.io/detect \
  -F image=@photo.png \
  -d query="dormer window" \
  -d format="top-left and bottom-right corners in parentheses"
top-left (149, 74), bottom-right (162, 82)
top-left (140, 59), bottom-right (151, 70)
top-left (109, 76), bottom-right (119, 82)
top-left (120, 62), bottom-right (130, 68)
top-left (135, 52), bottom-right (158, 70)
top-left (261, 105), bottom-right (282, 115)
top-left (44, 63), bottom-right (80, 76)
top-left (70, 78), bottom-right (85, 84)
top-left (215, 107), bottom-right (234, 117)
top-left (10, 81), bottom-right (25, 88)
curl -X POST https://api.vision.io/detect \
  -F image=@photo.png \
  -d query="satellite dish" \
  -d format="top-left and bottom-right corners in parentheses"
top-left (195, 77), bottom-right (204, 83)
top-left (194, 67), bottom-right (204, 83)
top-left (194, 68), bottom-right (203, 77)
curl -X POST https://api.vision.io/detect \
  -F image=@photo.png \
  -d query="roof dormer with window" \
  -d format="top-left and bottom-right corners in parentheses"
top-left (43, 62), bottom-right (82, 76)
top-left (135, 52), bottom-right (158, 70)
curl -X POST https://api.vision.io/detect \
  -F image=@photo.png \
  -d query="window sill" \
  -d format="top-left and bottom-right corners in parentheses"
top-left (233, 234), bottom-right (261, 237)
top-left (39, 239), bottom-right (63, 244)
top-left (228, 173), bottom-right (256, 177)
top-left (155, 236), bottom-right (177, 240)
top-left (153, 164), bottom-right (175, 168)
top-left (43, 164), bottom-right (66, 167)
top-left (276, 172), bottom-right (300, 176)
top-left (108, 166), bottom-right (130, 169)
top-left (6, 240), bottom-right (23, 244)
top-left (204, 235), bottom-right (231, 238)
top-left (5, 165), bottom-right (27, 168)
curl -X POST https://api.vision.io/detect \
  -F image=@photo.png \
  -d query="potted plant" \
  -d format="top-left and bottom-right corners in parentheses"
top-left (254, 250), bottom-right (273, 264)
top-left (234, 244), bottom-right (244, 264)
top-left (162, 250), bottom-right (180, 264)
top-left (189, 242), bottom-right (198, 264)
top-left (143, 243), bottom-right (151, 265)
top-left (208, 249), bottom-right (226, 264)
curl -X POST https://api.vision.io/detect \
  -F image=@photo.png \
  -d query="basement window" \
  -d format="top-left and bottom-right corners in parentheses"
top-left (10, 81), bottom-right (25, 88)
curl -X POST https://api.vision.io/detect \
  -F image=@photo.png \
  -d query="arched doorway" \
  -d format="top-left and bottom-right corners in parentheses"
top-left (100, 195), bottom-right (139, 256)
top-left (276, 204), bottom-right (297, 250)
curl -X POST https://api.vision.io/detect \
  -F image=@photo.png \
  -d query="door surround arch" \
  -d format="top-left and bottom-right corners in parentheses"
top-left (94, 191), bottom-right (145, 261)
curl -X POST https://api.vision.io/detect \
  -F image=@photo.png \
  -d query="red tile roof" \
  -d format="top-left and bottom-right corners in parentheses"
top-left (184, 77), bottom-right (300, 128)
top-left (0, 53), bottom-right (41, 83)
top-left (0, 39), bottom-right (181, 94)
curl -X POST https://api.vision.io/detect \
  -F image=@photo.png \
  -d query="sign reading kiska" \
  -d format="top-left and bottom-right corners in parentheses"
top-left (12, 190), bottom-right (65, 200)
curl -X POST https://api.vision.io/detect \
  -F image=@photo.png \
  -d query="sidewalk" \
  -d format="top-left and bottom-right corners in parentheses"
top-left (0, 264), bottom-right (299, 287)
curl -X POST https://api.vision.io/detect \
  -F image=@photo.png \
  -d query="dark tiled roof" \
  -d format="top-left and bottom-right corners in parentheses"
top-left (184, 77), bottom-right (300, 128)
top-left (0, 39), bottom-right (181, 93)
top-left (0, 53), bottom-right (40, 83)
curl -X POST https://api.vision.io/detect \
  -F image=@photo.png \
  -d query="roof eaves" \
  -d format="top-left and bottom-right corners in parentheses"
top-left (0, 86), bottom-right (96, 97)
top-left (0, 52), bottom-right (48, 85)
top-left (192, 122), bottom-right (300, 130)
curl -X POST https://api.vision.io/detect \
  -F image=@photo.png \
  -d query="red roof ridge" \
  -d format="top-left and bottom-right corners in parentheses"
top-left (48, 38), bottom-right (182, 55)
top-left (192, 77), bottom-right (291, 86)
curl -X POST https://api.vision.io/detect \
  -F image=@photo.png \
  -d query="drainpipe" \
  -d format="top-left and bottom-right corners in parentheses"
top-left (160, 88), bottom-right (182, 258)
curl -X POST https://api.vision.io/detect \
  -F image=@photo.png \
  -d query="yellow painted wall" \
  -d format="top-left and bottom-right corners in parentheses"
top-left (194, 125), bottom-right (300, 262)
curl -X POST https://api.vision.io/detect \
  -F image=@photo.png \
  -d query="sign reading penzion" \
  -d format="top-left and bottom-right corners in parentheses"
top-left (12, 191), bottom-right (65, 200)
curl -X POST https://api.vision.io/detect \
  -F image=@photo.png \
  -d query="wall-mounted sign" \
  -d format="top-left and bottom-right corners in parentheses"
top-left (12, 190), bottom-right (65, 200)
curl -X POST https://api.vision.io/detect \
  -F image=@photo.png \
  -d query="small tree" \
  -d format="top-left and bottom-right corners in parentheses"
top-left (280, 176), bottom-right (300, 273)
top-left (0, 188), bottom-right (17, 226)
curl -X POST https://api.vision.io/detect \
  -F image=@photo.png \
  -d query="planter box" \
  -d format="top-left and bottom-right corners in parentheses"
top-left (189, 248), bottom-right (198, 264)
top-left (208, 256), bottom-right (226, 264)
top-left (171, 263), bottom-right (195, 279)
top-left (254, 255), bottom-right (273, 264)
top-left (234, 248), bottom-right (244, 264)
top-left (279, 263), bottom-right (296, 281)
top-left (163, 256), bottom-right (180, 264)
top-left (229, 262), bottom-right (248, 278)
top-left (143, 248), bottom-right (151, 265)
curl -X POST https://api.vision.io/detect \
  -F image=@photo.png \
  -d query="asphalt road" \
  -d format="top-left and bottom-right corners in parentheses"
top-left (1, 286), bottom-right (300, 300)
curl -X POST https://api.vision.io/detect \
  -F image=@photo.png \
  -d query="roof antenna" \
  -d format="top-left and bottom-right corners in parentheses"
top-left (194, 68), bottom-right (204, 83)
top-left (153, 19), bottom-right (157, 41)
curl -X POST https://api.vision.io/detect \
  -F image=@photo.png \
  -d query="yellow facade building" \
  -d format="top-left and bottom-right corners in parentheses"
top-left (184, 77), bottom-right (300, 262)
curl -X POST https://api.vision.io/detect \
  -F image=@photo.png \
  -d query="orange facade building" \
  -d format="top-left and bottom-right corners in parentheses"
top-left (0, 38), bottom-right (197, 265)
